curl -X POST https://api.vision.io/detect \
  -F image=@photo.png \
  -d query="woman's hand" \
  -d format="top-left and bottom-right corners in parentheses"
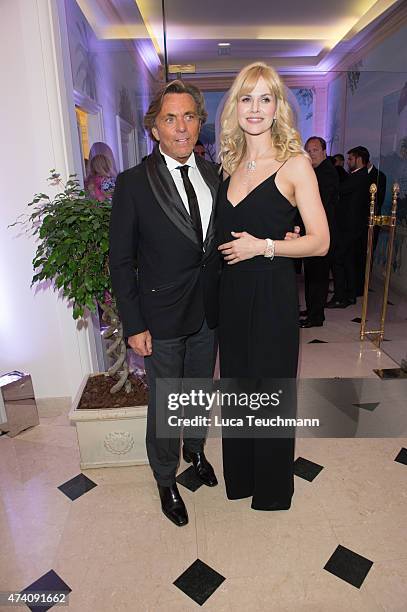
top-left (218, 231), bottom-right (265, 265)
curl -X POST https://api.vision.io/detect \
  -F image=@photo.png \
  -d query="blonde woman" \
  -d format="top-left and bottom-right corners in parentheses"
top-left (217, 62), bottom-right (329, 510)
top-left (85, 154), bottom-right (117, 201)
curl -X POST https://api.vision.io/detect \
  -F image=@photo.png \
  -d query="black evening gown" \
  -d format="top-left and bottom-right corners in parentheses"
top-left (217, 165), bottom-right (299, 510)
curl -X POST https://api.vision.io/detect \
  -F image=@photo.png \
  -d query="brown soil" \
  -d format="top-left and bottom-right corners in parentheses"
top-left (77, 373), bottom-right (148, 410)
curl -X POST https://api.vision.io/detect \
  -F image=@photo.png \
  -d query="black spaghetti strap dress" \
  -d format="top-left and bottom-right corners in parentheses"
top-left (217, 163), bottom-right (299, 510)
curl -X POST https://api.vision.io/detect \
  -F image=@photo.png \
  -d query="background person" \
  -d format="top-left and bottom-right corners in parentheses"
top-left (357, 145), bottom-right (387, 257)
top-left (89, 141), bottom-right (119, 176)
top-left (332, 153), bottom-right (348, 182)
top-left (193, 139), bottom-right (206, 158)
top-left (301, 136), bottom-right (339, 328)
top-left (327, 146), bottom-right (370, 307)
top-left (84, 154), bottom-right (116, 201)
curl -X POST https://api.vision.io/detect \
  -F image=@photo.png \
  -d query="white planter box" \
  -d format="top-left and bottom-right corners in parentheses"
top-left (69, 374), bottom-right (148, 469)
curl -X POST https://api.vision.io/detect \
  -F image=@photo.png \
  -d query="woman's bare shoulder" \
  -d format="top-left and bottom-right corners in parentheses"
top-left (285, 152), bottom-right (311, 171)
top-left (282, 155), bottom-right (313, 184)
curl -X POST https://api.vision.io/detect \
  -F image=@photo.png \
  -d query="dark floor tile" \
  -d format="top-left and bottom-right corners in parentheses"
top-left (394, 447), bottom-right (407, 465)
top-left (176, 466), bottom-right (203, 492)
top-left (324, 545), bottom-right (373, 588)
top-left (21, 569), bottom-right (72, 612)
top-left (373, 368), bottom-right (407, 380)
top-left (293, 457), bottom-right (324, 482)
top-left (173, 559), bottom-right (225, 606)
top-left (308, 339), bottom-right (328, 344)
top-left (352, 402), bottom-right (380, 411)
top-left (57, 473), bottom-right (97, 501)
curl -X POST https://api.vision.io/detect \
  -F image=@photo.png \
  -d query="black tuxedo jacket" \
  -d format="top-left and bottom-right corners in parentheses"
top-left (109, 146), bottom-right (221, 339)
top-left (315, 158), bottom-right (339, 233)
top-left (337, 167), bottom-right (370, 242)
top-left (368, 165), bottom-right (387, 214)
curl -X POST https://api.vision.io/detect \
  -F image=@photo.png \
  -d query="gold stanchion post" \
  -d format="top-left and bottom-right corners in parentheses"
top-left (360, 184), bottom-right (377, 341)
top-left (377, 182), bottom-right (399, 346)
top-left (359, 182), bottom-right (399, 347)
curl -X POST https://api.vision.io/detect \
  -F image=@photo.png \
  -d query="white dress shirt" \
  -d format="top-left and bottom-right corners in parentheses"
top-left (160, 147), bottom-right (212, 240)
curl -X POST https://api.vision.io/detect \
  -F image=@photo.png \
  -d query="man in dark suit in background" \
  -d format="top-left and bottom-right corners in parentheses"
top-left (332, 153), bottom-right (349, 183)
top-left (300, 137), bottom-right (339, 327)
top-left (327, 146), bottom-right (371, 308)
top-left (109, 81), bottom-right (220, 527)
top-left (357, 145), bottom-right (387, 260)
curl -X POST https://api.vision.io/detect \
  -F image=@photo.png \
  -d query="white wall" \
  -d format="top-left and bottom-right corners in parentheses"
top-left (0, 0), bottom-right (94, 399)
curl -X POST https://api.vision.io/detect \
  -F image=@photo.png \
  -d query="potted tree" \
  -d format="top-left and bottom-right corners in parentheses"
top-left (11, 172), bottom-right (148, 468)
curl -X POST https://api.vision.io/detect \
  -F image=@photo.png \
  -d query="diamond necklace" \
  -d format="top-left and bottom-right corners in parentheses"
top-left (245, 149), bottom-right (275, 172)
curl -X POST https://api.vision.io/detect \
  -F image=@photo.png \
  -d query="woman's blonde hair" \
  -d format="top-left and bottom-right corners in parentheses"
top-left (89, 142), bottom-right (118, 176)
top-left (220, 62), bottom-right (305, 175)
top-left (87, 154), bottom-right (113, 178)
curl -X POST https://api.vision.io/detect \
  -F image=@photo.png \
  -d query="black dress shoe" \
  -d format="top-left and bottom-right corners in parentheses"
top-left (157, 483), bottom-right (188, 527)
top-left (182, 448), bottom-right (218, 487)
top-left (299, 319), bottom-right (323, 328)
top-left (325, 298), bottom-right (349, 309)
top-left (347, 297), bottom-right (357, 304)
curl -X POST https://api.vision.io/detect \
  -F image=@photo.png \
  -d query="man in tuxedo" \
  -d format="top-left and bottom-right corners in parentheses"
top-left (300, 137), bottom-right (339, 327)
top-left (327, 146), bottom-right (371, 308)
top-left (109, 80), bottom-right (220, 527)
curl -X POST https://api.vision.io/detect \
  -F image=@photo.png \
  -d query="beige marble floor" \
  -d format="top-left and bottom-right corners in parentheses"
top-left (1, 289), bottom-right (407, 611)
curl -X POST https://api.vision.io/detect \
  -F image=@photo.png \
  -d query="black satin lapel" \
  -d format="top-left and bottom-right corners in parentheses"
top-left (196, 155), bottom-right (220, 251)
top-left (146, 148), bottom-right (201, 250)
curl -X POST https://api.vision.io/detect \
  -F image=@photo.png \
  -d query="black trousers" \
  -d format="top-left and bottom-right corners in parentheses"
top-left (144, 319), bottom-right (217, 486)
top-left (355, 228), bottom-right (368, 296)
top-left (332, 236), bottom-right (357, 302)
top-left (304, 255), bottom-right (330, 323)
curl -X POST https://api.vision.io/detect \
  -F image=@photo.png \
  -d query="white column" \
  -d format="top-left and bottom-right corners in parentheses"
top-left (0, 0), bottom-right (98, 399)
top-left (313, 84), bottom-right (329, 139)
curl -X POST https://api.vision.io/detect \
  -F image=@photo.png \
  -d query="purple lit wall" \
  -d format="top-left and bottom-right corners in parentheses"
top-left (64, 0), bottom-right (155, 171)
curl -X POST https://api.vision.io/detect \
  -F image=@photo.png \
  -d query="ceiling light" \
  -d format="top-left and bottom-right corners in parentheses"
top-left (218, 42), bottom-right (231, 47)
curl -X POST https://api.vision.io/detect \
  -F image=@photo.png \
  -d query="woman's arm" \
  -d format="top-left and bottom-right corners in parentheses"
top-left (274, 155), bottom-right (330, 258)
top-left (219, 155), bottom-right (329, 264)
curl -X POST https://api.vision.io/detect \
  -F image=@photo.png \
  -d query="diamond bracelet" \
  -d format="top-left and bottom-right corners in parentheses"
top-left (263, 238), bottom-right (275, 260)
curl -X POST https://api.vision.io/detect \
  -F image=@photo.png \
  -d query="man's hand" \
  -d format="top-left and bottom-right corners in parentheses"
top-left (128, 330), bottom-right (152, 356)
top-left (284, 225), bottom-right (301, 240)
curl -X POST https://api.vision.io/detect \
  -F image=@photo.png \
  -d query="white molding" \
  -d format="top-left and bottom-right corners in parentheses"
top-left (74, 89), bottom-right (103, 116)
top-left (116, 114), bottom-right (124, 172)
